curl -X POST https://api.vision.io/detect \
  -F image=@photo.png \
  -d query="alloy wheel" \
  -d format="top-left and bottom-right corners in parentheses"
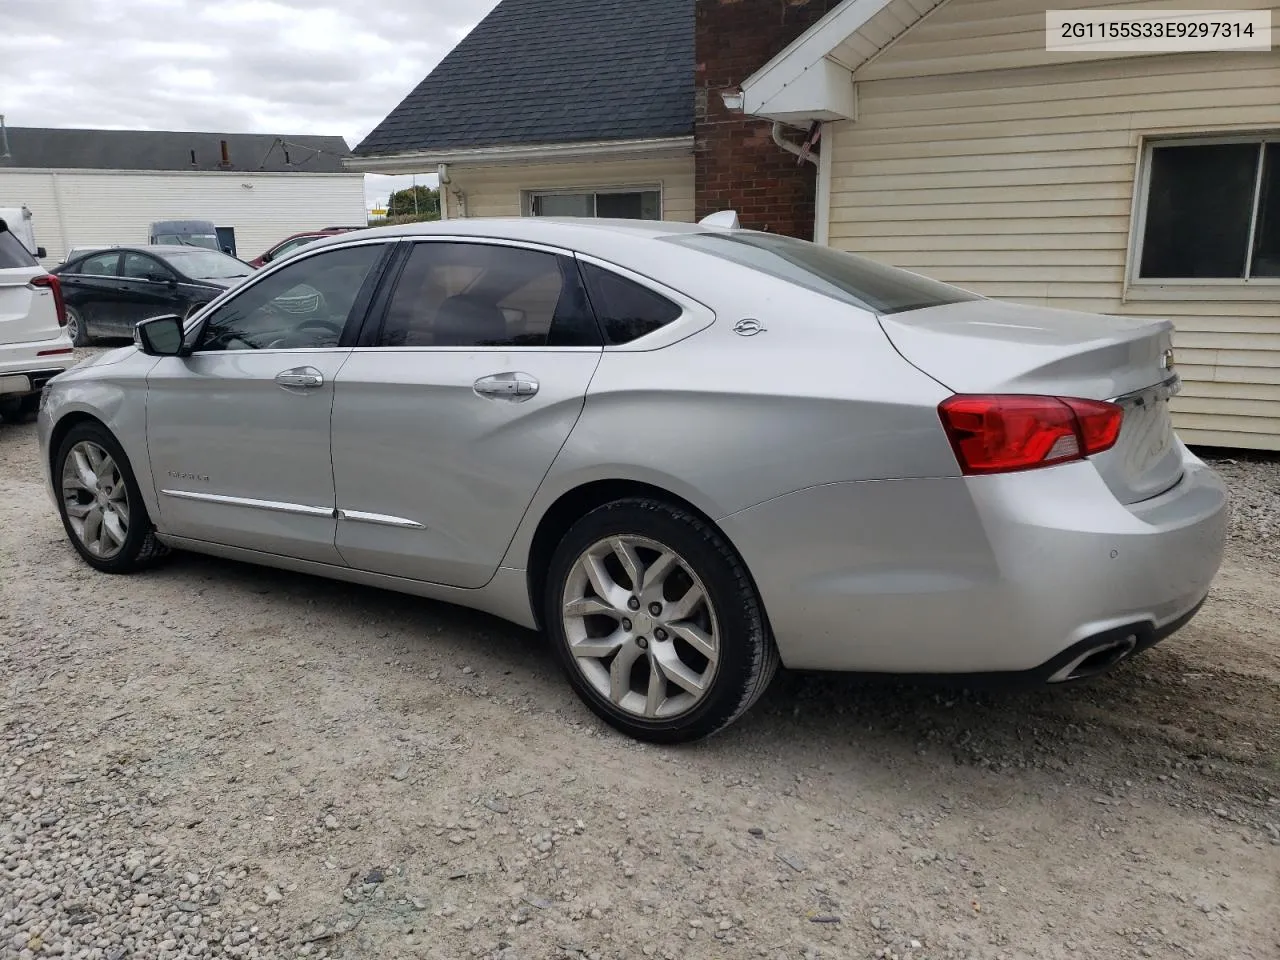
top-left (61, 440), bottom-right (130, 559)
top-left (561, 535), bottom-right (720, 720)
top-left (64, 308), bottom-right (81, 345)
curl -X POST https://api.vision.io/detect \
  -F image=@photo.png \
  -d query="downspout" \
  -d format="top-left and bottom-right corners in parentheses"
top-left (49, 172), bottom-right (70, 260)
top-left (771, 122), bottom-right (819, 167)
top-left (815, 122), bottom-right (833, 246)
top-left (437, 163), bottom-right (451, 221)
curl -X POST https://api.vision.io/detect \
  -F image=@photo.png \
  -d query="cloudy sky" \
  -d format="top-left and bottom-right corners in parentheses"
top-left (0, 0), bottom-right (501, 207)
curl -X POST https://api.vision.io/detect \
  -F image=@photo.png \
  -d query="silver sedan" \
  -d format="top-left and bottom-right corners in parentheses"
top-left (37, 217), bottom-right (1229, 742)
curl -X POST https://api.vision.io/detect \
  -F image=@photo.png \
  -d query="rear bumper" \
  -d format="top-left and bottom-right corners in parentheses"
top-left (718, 442), bottom-right (1227, 675)
top-left (0, 335), bottom-right (75, 395)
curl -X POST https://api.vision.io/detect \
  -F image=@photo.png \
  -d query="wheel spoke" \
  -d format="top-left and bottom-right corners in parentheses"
top-left (665, 583), bottom-right (706, 623)
top-left (583, 551), bottom-right (630, 610)
top-left (71, 450), bottom-right (99, 493)
top-left (65, 501), bottom-right (93, 519)
top-left (641, 550), bottom-right (678, 593)
top-left (83, 443), bottom-right (104, 474)
top-left (108, 482), bottom-right (128, 503)
top-left (570, 629), bottom-right (627, 660)
top-left (643, 656), bottom-right (666, 717)
top-left (564, 595), bottom-right (619, 619)
top-left (82, 507), bottom-right (104, 554)
top-left (654, 646), bottom-right (707, 698)
top-left (609, 642), bottom-right (643, 705)
top-left (102, 510), bottom-right (128, 547)
top-left (665, 621), bottom-right (718, 663)
top-left (610, 538), bottom-right (644, 592)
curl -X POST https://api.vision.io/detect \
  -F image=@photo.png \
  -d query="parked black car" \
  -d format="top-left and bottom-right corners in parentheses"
top-left (51, 245), bottom-right (254, 345)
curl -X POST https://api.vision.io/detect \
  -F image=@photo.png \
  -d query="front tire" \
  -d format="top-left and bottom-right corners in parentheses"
top-left (54, 421), bottom-right (168, 574)
top-left (64, 305), bottom-right (89, 346)
top-left (544, 498), bottom-right (779, 744)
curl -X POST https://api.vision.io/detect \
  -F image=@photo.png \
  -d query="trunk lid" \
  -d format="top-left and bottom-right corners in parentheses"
top-left (880, 300), bottom-right (1183, 504)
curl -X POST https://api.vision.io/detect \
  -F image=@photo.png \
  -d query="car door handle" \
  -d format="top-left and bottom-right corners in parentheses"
top-left (275, 367), bottom-right (324, 389)
top-left (474, 372), bottom-right (539, 401)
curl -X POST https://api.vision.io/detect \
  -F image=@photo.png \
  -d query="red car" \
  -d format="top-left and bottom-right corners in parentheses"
top-left (247, 227), bottom-right (363, 267)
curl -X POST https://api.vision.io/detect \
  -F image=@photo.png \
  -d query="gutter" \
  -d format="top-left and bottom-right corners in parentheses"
top-left (344, 136), bottom-right (695, 173)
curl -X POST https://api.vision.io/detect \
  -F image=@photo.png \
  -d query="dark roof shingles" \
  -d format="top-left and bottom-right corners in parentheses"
top-left (354, 0), bottom-right (693, 157)
top-left (0, 128), bottom-right (352, 173)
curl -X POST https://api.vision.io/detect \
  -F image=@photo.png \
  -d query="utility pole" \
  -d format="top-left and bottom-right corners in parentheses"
top-left (0, 115), bottom-right (11, 160)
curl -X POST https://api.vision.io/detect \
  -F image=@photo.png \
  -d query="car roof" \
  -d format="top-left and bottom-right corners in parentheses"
top-left (303, 217), bottom-right (720, 259)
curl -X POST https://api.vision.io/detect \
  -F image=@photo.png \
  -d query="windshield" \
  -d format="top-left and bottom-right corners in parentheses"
top-left (155, 233), bottom-right (220, 251)
top-left (159, 249), bottom-right (252, 280)
top-left (665, 231), bottom-right (981, 315)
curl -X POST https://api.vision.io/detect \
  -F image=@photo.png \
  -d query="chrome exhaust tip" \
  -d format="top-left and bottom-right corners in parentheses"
top-left (1048, 633), bottom-right (1139, 683)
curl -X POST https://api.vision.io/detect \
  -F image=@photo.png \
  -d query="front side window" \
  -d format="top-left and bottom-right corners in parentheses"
top-left (79, 252), bottom-right (121, 277)
top-left (528, 188), bottom-right (661, 221)
top-left (1138, 139), bottom-right (1280, 280)
top-left (194, 244), bottom-right (385, 352)
top-left (376, 242), bottom-right (600, 348)
top-left (665, 232), bottom-right (980, 315)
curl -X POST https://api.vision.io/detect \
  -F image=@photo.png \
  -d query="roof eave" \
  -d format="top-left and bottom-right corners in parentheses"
top-left (737, 0), bottom-right (897, 124)
top-left (345, 135), bottom-right (695, 173)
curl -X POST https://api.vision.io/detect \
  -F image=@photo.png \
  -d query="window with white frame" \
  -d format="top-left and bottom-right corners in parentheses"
top-left (1135, 136), bottom-right (1280, 281)
top-left (525, 187), bottom-right (661, 220)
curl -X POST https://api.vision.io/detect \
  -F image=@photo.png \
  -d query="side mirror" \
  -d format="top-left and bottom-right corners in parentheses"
top-left (134, 314), bottom-right (186, 356)
top-left (36, 247), bottom-right (47, 259)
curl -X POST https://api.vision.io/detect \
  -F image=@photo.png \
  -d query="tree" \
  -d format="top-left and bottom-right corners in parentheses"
top-left (386, 185), bottom-right (440, 221)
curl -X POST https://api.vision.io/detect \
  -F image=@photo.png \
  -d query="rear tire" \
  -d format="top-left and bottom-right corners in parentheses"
top-left (544, 497), bottom-right (779, 744)
top-left (65, 306), bottom-right (89, 346)
top-left (54, 421), bottom-right (169, 574)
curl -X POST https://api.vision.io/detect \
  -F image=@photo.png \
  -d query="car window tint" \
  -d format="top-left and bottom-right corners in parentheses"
top-left (79, 252), bottom-right (120, 277)
top-left (195, 244), bottom-right (384, 352)
top-left (0, 230), bottom-right (37, 268)
top-left (377, 242), bottom-right (600, 348)
top-left (578, 262), bottom-right (683, 345)
top-left (664, 232), bottom-right (981, 315)
top-left (121, 253), bottom-right (172, 280)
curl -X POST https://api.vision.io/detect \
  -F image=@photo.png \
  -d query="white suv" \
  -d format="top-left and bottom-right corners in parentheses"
top-left (0, 220), bottom-right (73, 422)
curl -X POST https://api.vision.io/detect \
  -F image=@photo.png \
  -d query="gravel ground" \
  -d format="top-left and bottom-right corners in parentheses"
top-left (2, 349), bottom-right (1278, 960)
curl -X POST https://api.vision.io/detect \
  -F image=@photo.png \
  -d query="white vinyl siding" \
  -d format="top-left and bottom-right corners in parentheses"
top-left (827, 19), bottom-right (1280, 450)
top-left (440, 157), bottom-right (695, 222)
top-left (854, 0), bottom-right (1280, 80)
top-left (0, 170), bottom-right (366, 265)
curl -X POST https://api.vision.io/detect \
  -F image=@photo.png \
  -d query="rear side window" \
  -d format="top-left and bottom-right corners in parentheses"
top-left (579, 262), bottom-right (682, 345)
top-left (376, 242), bottom-right (600, 348)
top-left (664, 232), bottom-right (981, 315)
top-left (0, 229), bottom-right (37, 268)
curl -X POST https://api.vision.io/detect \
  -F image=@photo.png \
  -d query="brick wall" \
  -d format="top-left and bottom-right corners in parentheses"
top-left (694, 0), bottom-right (840, 238)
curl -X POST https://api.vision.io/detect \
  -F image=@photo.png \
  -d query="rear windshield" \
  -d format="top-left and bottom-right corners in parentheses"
top-left (159, 249), bottom-right (252, 280)
top-left (665, 231), bottom-right (981, 315)
top-left (0, 229), bottom-right (37, 269)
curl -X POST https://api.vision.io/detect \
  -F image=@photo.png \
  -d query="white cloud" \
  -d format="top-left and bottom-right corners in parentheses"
top-left (0, 0), bottom-right (501, 208)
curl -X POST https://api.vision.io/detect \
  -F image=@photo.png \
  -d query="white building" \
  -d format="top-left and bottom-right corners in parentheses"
top-left (0, 126), bottom-right (367, 264)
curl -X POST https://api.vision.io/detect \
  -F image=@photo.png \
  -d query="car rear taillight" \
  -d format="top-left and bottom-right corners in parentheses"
top-left (938, 395), bottom-right (1123, 476)
top-left (29, 274), bottom-right (67, 328)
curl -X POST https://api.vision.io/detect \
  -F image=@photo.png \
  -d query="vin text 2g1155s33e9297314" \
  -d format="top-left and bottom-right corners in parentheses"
top-left (37, 215), bottom-right (1228, 743)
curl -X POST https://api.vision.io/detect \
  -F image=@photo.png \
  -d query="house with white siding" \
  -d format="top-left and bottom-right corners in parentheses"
top-left (0, 127), bottom-right (367, 265)
top-left (350, 0), bottom-right (1280, 450)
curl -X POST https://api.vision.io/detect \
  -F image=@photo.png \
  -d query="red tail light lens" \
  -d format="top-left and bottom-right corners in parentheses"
top-left (938, 394), bottom-right (1123, 476)
top-left (29, 274), bottom-right (67, 328)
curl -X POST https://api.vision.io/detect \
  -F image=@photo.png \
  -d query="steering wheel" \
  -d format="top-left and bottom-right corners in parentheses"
top-left (265, 318), bottom-right (345, 350)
